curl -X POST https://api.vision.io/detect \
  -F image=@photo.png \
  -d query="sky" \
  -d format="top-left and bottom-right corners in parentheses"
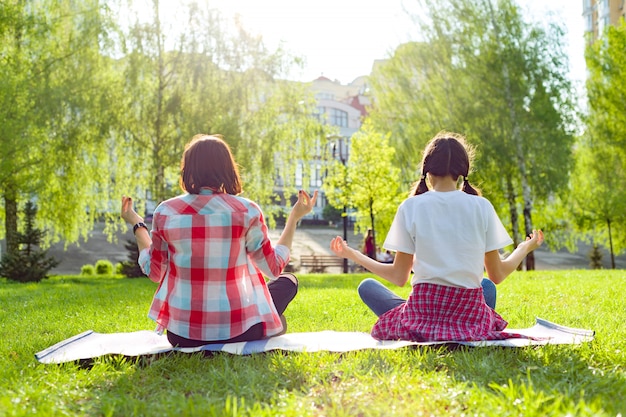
top-left (153, 0), bottom-right (587, 88)
top-left (205, 0), bottom-right (587, 87)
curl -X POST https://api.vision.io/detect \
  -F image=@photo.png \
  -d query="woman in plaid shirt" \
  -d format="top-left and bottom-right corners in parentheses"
top-left (330, 131), bottom-right (544, 342)
top-left (121, 134), bottom-right (317, 348)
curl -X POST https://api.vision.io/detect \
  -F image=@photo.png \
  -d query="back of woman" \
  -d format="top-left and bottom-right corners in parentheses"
top-left (148, 190), bottom-right (287, 343)
top-left (121, 134), bottom-right (318, 348)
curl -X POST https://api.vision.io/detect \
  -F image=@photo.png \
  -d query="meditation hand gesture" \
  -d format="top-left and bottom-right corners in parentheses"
top-left (520, 229), bottom-right (544, 253)
top-left (329, 236), bottom-right (355, 260)
top-left (290, 190), bottom-right (318, 221)
top-left (120, 196), bottom-right (143, 226)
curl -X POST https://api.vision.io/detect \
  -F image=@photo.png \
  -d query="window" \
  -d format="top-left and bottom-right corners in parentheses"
top-left (316, 92), bottom-right (334, 100)
top-left (315, 106), bottom-right (326, 122)
top-left (295, 162), bottom-right (302, 187)
top-left (330, 108), bottom-right (348, 127)
top-left (585, 13), bottom-right (593, 32)
top-left (310, 164), bottom-right (322, 187)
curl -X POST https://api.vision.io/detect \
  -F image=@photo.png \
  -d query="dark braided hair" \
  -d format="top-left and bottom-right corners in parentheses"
top-left (410, 132), bottom-right (481, 196)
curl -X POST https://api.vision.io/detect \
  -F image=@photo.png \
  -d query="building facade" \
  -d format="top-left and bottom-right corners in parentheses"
top-left (294, 75), bottom-right (371, 220)
top-left (583, 0), bottom-right (626, 42)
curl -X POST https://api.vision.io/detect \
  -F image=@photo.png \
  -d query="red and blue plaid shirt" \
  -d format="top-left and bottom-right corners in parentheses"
top-left (372, 283), bottom-right (522, 342)
top-left (138, 189), bottom-right (289, 341)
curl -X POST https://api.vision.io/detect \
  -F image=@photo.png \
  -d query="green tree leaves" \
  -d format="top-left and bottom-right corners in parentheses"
top-left (571, 20), bottom-right (626, 266)
top-left (368, 0), bottom-right (577, 269)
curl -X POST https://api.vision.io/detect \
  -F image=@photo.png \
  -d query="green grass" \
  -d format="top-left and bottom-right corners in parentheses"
top-left (1, 270), bottom-right (625, 416)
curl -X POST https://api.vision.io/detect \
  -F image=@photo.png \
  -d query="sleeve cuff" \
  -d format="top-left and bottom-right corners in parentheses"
top-left (274, 244), bottom-right (291, 264)
top-left (138, 247), bottom-right (151, 275)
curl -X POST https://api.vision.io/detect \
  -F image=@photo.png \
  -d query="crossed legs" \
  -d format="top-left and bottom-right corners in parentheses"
top-left (357, 277), bottom-right (497, 317)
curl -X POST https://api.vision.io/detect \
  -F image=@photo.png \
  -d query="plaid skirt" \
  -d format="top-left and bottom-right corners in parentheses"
top-left (371, 283), bottom-right (520, 342)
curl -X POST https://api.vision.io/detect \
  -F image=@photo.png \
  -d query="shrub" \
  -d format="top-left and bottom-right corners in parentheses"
top-left (0, 202), bottom-right (59, 283)
top-left (588, 244), bottom-right (603, 269)
top-left (81, 264), bottom-right (95, 275)
top-left (95, 260), bottom-right (114, 275)
top-left (322, 204), bottom-right (343, 223)
top-left (119, 239), bottom-right (145, 278)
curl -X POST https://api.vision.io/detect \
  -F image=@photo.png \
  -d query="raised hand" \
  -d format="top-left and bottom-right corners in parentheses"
top-left (291, 190), bottom-right (318, 220)
top-left (120, 196), bottom-right (143, 225)
top-left (330, 235), bottom-right (353, 259)
top-left (522, 229), bottom-right (544, 252)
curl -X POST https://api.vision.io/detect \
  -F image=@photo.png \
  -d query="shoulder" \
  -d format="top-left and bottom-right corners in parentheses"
top-left (455, 192), bottom-right (492, 206)
top-left (153, 194), bottom-right (188, 214)
top-left (218, 193), bottom-right (263, 215)
top-left (398, 192), bottom-right (436, 209)
top-left (472, 194), bottom-right (496, 210)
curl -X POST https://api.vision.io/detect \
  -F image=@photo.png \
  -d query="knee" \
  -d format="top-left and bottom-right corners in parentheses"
top-left (357, 278), bottom-right (379, 298)
top-left (279, 273), bottom-right (298, 289)
top-left (481, 277), bottom-right (497, 309)
top-left (481, 278), bottom-right (496, 293)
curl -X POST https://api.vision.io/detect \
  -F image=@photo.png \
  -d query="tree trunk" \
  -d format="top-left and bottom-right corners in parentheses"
top-left (506, 179), bottom-right (522, 270)
top-left (4, 187), bottom-right (19, 256)
top-left (607, 217), bottom-right (616, 269)
top-left (369, 198), bottom-right (376, 252)
top-left (523, 201), bottom-right (535, 270)
top-left (153, 0), bottom-right (166, 204)
top-left (485, 0), bottom-right (535, 270)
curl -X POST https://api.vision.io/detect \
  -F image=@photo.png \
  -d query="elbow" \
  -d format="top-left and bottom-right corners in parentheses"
top-left (390, 272), bottom-right (410, 287)
top-left (488, 272), bottom-right (505, 285)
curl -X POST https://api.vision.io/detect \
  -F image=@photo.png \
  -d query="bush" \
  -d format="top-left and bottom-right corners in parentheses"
top-left (322, 204), bottom-right (343, 223)
top-left (0, 202), bottom-right (59, 283)
top-left (588, 244), bottom-right (603, 269)
top-left (119, 239), bottom-right (145, 278)
top-left (95, 260), bottom-right (114, 275)
top-left (81, 264), bottom-right (95, 275)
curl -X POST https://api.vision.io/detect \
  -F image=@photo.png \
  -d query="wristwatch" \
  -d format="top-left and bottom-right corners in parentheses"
top-left (133, 222), bottom-right (148, 235)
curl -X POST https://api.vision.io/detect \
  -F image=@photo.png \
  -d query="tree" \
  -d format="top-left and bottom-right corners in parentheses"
top-left (569, 137), bottom-right (626, 268)
top-left (323, 120), bottom-right (404, 247)
top-left (0, 202), bottom-right (59, 282)
top-left (0, 1), bottom-right (121, 252)
top-left (116, 1), bottom-right (324, 223)
top-left (567, 20), bottom-right (626, 268)
top-left (368, 0), bottom-right (577, 269)
top-left (585, 20), bottom-right (626, 157)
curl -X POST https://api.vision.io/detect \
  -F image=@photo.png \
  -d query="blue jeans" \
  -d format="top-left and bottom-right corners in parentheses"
top-left (357, 277), bottom-right (497, 317)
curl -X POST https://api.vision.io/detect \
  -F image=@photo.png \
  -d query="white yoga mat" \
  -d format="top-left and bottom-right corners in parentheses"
top-left (35, 318), bottom-right (594, 365)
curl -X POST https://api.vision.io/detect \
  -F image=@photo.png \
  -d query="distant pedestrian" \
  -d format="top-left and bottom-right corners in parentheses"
top-left (330, 131), bottom-right (543, 342)
top-left (362, 228), bottom-right (376, 260)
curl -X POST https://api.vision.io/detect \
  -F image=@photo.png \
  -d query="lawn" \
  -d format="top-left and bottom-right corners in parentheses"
top-left (1, 270), bottom-right (624, 416)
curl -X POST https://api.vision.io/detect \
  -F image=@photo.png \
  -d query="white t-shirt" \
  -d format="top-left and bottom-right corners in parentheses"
top-left (384, 190), bottom-right (513, 288)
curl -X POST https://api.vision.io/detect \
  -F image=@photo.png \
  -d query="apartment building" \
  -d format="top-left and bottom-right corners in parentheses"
top-left (583, 0), bottom-right (626, 41)
top-left (293, 75), bottom-right (371, 220)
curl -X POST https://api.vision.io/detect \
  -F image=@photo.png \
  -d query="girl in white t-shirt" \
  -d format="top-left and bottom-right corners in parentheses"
top-left (330, 132), bottom-right (544, 341)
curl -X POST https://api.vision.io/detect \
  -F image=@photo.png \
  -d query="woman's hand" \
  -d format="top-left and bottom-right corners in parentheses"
top-left (120, 196), bottom-right (143, 225)
top-left (521, 229), bottom-right (544, 253)
top-left (291, 190), bottom-right (318, 221)
top-left (330, 236), bottom-right (354, 260)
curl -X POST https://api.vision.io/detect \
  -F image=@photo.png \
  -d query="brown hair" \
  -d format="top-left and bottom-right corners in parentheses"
top-left (410, 131), bottom-right (481, 196)
top-left (179, 134), bottom-right (243, 195)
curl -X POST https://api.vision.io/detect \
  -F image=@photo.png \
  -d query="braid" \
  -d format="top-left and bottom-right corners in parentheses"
top-left (412, 174), bottom-right (429, 196)
top-left (461, 176), bottom-right (481, 196)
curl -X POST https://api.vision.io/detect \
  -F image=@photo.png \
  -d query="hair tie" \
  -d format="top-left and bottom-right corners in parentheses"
top-left (421, 173), bottom-right (427, 180)
top-left (463, 176), bottom-right (469, 182)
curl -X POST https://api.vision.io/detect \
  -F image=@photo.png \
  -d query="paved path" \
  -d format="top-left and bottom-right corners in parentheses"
top-left (48, 224), bottom-right (625, 275)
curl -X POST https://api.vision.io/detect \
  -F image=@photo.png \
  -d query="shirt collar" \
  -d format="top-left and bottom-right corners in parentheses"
top-left (199, 188), bottom-right (216, 195)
